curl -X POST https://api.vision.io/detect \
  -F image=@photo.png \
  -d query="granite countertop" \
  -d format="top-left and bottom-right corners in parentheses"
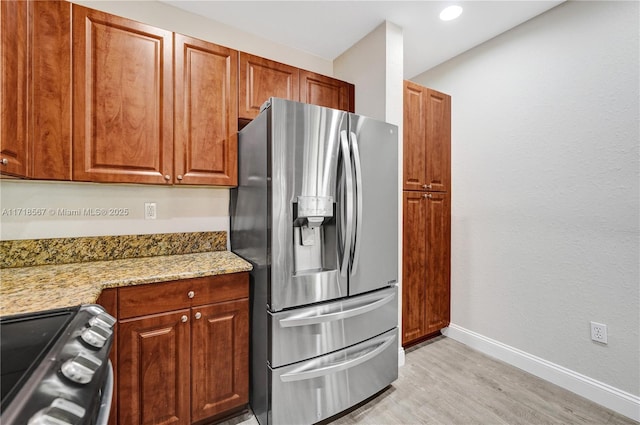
top-left (0, 251), bottom-right (252, 316)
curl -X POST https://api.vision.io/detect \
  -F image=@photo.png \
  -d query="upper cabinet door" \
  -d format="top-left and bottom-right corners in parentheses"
top-left (174, 34), bottom-right (238, 186)
top-left (1, 0), bottom-right (29, 177)
top-left (72, 6), bottom-right (173, 184)
top-left (425, 88), bottom-right (451, 193)
top-left (239, 53), bottom-right (299, 120)
top-left (31, 0), bottom-right (72, 180)
top-left (299, 70), bottom-right (354, 112)
top-left (403, 81), bottom-right (426, 191)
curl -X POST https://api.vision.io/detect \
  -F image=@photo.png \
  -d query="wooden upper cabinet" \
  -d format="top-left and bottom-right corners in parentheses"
top-left (300, 70), bottom-right (354, 112)
top-left (72, 6), bottom-right (173, 184)
top-left (1, 0), bottom-right (29, 177)
top-left (174, 35), bottom-right (237, 186)
top-left (403, 81), bottom-right (450, 192)
top-left (1, 0), bottom-right (72, 180)
top-left (239, 53), bottom-right (299, 120)
top-left (31, 0), bottom-right (72, 180)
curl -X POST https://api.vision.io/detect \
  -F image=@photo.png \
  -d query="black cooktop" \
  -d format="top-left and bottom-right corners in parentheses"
top-left (0, 307), bottom-right (77, 412)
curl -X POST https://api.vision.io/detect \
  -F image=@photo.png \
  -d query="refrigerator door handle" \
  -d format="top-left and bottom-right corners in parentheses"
top-left (277, 292), bottom-right (396, 328)
top-left (279, 333), bottom-right (396, 382)
top-left (339, 130), bottom-right (354, 277)
top-left (350, 131), bottom-right (363, 275)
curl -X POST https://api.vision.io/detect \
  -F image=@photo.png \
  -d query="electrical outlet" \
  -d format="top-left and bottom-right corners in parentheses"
top-left (590, 322), bottom-right (608, 344)
top-left (144, 202), bottom-right (157, 220)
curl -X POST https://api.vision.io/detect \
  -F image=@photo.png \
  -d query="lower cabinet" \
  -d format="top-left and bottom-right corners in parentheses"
top-left (98, 273), bottom-right (249, 425)
top-left (402, 191), bottom-right (451, 346)
top-left (119, 310), bottom-right (191, 425)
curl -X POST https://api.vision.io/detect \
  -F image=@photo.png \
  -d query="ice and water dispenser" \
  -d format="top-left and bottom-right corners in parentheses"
top-left (292, 194), bottom-right (337, 274)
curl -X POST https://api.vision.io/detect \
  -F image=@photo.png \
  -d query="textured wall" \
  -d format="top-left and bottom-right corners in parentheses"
top-left (414, 1), bottom-right (639, 395)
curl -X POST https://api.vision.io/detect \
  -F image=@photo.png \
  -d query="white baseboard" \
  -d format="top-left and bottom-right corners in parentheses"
top-left (443, 323), bottom-right (640, 422)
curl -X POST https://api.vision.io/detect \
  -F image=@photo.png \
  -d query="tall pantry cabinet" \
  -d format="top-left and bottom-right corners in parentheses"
top-left (402, 80), bottom-right (451, 347)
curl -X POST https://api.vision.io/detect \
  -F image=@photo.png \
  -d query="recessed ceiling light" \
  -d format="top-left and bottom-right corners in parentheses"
top-left (440, 5), bottom-right (463, 21)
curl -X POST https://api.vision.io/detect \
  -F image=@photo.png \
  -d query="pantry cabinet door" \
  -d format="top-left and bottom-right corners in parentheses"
top-left (425, 89), bottom-right (451, 192)
top-left (424, 192), bottom-right (451, 334)
top-left (174, 34), bottom-right (237, 186)
top-left (402, 191), bottom-right (428, 345)
top-left (72, 6), bottom-right (173, 184)
top-left (403, 80), bottom-right (426, 191)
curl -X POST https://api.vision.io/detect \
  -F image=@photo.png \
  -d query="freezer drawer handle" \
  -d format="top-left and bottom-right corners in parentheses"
top-left (278, 292), bottom-right (395, 328)
top-left (279, 334), bottom-right (395, 382)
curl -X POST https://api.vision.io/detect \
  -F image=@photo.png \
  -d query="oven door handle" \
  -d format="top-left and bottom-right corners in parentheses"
top-left (95, 360), bottom-right (114, 425)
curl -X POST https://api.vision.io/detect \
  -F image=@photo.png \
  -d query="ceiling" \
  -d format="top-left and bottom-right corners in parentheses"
top-left (161, 1), bottom-right (564, 78)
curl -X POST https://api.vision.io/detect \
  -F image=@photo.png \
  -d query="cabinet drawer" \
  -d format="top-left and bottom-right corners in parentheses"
top-left (119, 273), bottom-right (249, 319)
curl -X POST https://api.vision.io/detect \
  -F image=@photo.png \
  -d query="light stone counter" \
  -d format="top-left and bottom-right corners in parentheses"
top-left (0, 251), bottom-right (252, 316)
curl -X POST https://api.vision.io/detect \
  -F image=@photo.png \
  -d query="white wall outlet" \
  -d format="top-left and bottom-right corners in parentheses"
top-left (590, 321), bottom-right (608, 344)
top-left (144, 202), bottom-right (157, 220)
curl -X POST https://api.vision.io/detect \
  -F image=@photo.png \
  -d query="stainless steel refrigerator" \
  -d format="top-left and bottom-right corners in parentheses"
top-left (231, 98), bottom-right (398, 425)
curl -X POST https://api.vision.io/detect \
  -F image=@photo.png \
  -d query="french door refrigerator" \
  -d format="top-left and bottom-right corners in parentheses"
top-left (231, 98), bottom-right (398, 425)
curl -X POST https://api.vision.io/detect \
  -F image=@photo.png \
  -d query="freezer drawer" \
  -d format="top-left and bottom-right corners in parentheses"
top-left (270, 328), bottom-right (398, 425)
top-left (269, 286), bottom-right (397, 367)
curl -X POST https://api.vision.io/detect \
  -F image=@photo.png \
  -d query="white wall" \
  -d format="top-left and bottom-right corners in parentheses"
top-left (0, 0), bottom-right (334, 242)
top-left (414, 0), bottom-right (639, 403)
top-left (71, 0), bottom-right (332, 75)
top-left (334, 21), bottom-right (405, 364)
top-left (0, 181), bottom-right (229, 240)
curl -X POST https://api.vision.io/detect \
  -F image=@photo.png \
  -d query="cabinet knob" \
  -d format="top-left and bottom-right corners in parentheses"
top-left (187, 291), bottom-right (195, 299)
top-left (423, 193), bottom-right (432, 199)
top-left (194, 312), bottom-right (202, 320)
top-left (164, 174), bottom-right (171, 181)
top-left (1, 158), bottom-right (8, 165)
top-left (422, 184), bottom-right (432, 189)
top-left (177, 175), bottom-right (183, 181)
top-left (181, 315), bottom-right (188, 323)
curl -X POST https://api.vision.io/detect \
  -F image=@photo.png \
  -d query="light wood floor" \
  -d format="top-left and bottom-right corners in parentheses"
top-left (219, 336), bottom-right (638, 425)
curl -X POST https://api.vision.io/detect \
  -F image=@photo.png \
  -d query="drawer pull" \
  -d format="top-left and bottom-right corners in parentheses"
top-left (181, 315), bottom-right (188, 323)
top-left (187, 291), bottom-right (195, 299)
top-left (279, 293), bottom-right (395, 328)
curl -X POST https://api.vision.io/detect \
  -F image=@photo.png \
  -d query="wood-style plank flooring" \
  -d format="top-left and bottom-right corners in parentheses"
top-left (218, 336), bottom-right (638, 425)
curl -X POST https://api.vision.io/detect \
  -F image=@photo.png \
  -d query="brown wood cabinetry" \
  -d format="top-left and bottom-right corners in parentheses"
top-left (239, 53), bottom-right (299, 120)
top-left (102, 273), bottom-right (249, 425)
top-left (1, 0), bottom-right (71, 179)
top-left (72, 6), bottom-right (173, 184)
top-left (73, 7), bottom-right (238, 186)
top-left (0, 0), bottom-right (29, 177)
top-left (239, 54), bottom-right (354, 122)
top-left (175, 35), bottom-right (237, 186)
top-left (300, 70), bottom-right (354, 112)
top-left (403, 81), bottom-right (450, 192)
top-left (402, 80), bottom-right (451, 347)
